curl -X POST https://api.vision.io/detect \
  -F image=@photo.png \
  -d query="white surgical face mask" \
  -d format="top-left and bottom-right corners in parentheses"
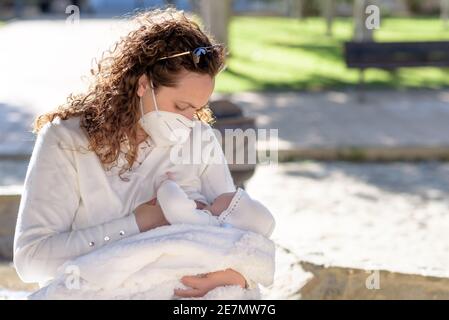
top-left (139, 80), bottom-right (195, 147)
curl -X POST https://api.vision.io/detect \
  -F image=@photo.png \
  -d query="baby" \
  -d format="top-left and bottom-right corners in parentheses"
top-left (154, 172), bottom-right (276, 238)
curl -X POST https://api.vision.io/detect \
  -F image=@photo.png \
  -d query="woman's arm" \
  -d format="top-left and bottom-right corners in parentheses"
top-left (134, 202), bottom-right (169, 232)
top-left (13, 122), bottom-right (141, 285)
top-left (198, 125), bottom-right (237, 203)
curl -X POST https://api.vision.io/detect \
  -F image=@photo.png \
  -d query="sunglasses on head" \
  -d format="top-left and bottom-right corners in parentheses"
top-left (156, 44), bottom-right (225, 67)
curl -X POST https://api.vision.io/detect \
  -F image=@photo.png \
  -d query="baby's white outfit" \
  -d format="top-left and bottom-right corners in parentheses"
top-left (156, 180), bottom-right (275, 238)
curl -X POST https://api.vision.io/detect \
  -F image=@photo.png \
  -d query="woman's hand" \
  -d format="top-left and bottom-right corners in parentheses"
top-left (174, 268), bottom-right (247, 298)
top-left (134, 199), bottom-right (170, 232)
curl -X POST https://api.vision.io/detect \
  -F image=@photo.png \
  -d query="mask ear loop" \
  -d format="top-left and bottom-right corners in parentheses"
top-left (140, 77), bottom-right (160, 123)
top-left (149, 78), bottom-right (160, 113)
top-left (139, 95), bottom-right (145, 121)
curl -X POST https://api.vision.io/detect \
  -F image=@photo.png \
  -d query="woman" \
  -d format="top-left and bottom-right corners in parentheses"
top-left (13, 8), bottom-right (256, 298)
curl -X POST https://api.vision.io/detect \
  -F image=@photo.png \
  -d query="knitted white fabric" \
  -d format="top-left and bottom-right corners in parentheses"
top-left (28, 224), bottom-right (275, 300)
top-left (217, 188), bottom-right (276, 238)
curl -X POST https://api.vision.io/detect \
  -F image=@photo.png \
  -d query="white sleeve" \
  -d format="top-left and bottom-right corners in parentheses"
top-left (13, 122), bottom-right (141, 285)
top-left (198, 125), bottom-right (236, 204)
top-left (157, 180), bottom-right (220, 226)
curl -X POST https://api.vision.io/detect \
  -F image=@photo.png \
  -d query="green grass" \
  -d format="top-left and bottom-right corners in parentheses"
top-left (215, 16), bottom-right (449, 93)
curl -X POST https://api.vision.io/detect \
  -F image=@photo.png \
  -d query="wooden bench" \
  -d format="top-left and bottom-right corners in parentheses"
top-left (344, 41), bottom-right (449, 99)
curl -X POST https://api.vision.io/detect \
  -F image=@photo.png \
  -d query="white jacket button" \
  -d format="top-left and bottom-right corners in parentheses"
top-left (104, 236), bottom-right (110, 241)
top-left (119, 230), bottom-right (125, 236)
top-left (88, 241), bottom-right (95, 247)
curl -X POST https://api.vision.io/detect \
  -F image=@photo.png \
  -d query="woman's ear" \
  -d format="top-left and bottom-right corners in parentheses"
top-left (137, 74), bottom-right (149, 97)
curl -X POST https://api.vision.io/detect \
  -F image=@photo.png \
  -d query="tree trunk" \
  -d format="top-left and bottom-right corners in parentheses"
top-left (200, 0), bottom-right (232, 48)
top-left (322, 0), bottom-right (335, 36)
top-left (14, 0), bottom-right (25, 17)
top-left (353, 0), bottom-right (374, 42)
top-left (442, 0), bottom-right (449, 29)
top-left (289, 0), bottom-right (304, 19)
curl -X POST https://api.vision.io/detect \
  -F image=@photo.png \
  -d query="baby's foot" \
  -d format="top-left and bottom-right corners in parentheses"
top-left (166, 171), bottom-right (175, 180)
top-left (154, 172), bottom-right (174, 191)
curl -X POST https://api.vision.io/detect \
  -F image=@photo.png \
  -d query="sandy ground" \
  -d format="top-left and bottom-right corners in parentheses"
top-left (226, 90), bottom-right (449, 151)
top-left (247, 161), bottom-right (449, 279)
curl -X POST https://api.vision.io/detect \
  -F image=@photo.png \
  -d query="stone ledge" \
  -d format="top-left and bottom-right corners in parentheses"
top-left (273, 146), bottom-right (449, 162)
top-left (0, 190), bottom-right (21, 259)
top-left (299, 261), bottom-right (449, 299)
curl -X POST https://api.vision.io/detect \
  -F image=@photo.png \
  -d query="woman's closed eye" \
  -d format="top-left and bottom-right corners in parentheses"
top-left (175, 104), bottom-right (187, 111)
top-left (176, 105), bottom-right (201, 111)
top-left (176, 101), bottom-right (209, 111)
top-left (175, 104), bottom-right (197, 120)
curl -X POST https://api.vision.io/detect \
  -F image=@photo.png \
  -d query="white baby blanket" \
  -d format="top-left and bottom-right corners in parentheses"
top-left (29, 224), bottom-right (275, 300)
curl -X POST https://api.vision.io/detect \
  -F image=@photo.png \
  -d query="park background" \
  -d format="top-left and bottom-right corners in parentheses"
top-left (1, 0), bottom-right (449, 299)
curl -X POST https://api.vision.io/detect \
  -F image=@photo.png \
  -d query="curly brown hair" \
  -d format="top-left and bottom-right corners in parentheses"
top-left (33, 7), bottom-right (226, 180)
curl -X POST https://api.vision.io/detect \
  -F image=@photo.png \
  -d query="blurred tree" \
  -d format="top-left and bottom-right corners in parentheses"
top-left (321, 0), bottom-right (335, 36)
top-left (288, 0), bottom-right (304, 19)
top-left (38, 0), bottom-right (51, 13)
top-left (405, 0), bottom-right (421, 14)
top-left (353, 0), bottom-right (374, 42)
top-left (442, 0), bottom-right (449, 29)
top-left (303, 0), bottom-right (321, 16)
top-left (13, 0), bottom-right (24, 17)
top-left (200, 0), bottom-right (232, 48)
